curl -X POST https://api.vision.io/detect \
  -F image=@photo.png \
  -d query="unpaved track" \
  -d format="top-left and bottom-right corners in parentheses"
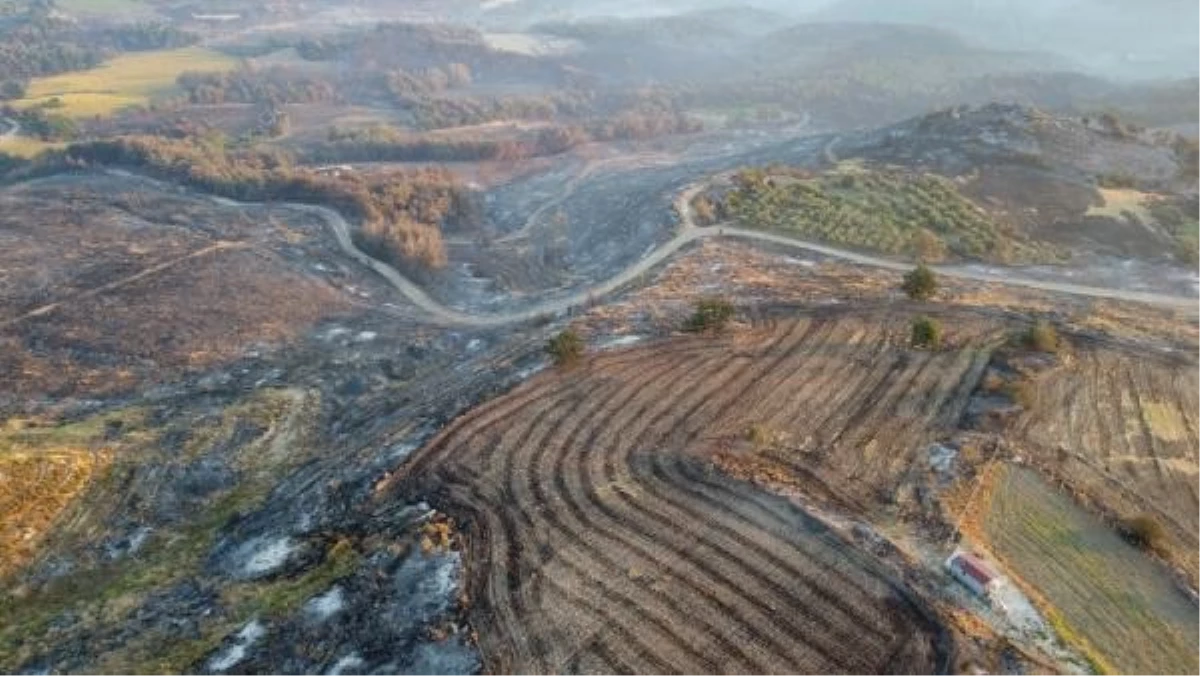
top-left (385, 315), bottom-right (954, 673)
top-left (12, 167), bottom-right (1194, 329)
top-left (0, 241), bottom-right (248, 328)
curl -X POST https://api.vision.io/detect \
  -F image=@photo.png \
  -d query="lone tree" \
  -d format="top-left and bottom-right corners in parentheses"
top-left (546, 329), bottom-right (584, 367)
top-left (1024, 320), bottom-right (1060, 353)
top-left (910, 316), bottom-right (943, 349)
top-left (685, 297), bottom-right (735, 333)
top-left (902, 263), bottom-right (938, 301)
top-left (1123, 514), bottom-right (1166, 554)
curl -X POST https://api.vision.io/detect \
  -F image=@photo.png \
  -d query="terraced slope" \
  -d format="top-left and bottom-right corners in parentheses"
top-left (390, 313), bottom-right (965, 673)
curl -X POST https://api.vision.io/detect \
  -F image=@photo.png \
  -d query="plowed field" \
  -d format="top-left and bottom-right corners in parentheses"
top-left (391, 312), bottom-right (961, 674)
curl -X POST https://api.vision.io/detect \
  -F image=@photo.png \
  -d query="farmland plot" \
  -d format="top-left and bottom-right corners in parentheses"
top-left (389, 313), bottom-right (967, 674)
top-left (1007, 348), bottom-right (1200, 581)
top-left (984, 465), bottom-right (1199, 675)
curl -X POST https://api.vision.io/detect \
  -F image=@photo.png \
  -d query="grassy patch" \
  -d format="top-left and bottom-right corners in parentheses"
top-left (13, 47), bottom-right (237, 118)
top-left (983, 466), bottom-right (1199, 674)
top-left (724, 167), bottom-right (1064, 264)
top-left (1141, 401), bottom-right (1189, 442)
top-left (0, 390), bottom-right (321, 672)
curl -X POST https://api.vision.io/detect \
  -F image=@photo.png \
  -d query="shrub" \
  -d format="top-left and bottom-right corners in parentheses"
top-left (910, 316), bottom-right (943, 349)
top-left (546, 329), bottom-right (584, 367)
top-left (685, 297), bottom-right (735, 333)
top-left (1123, 514), bottom-right (1166, 554)
top-left (1025, 320), bottom-right (1060, 353)
top-left (901, 264), bottom-right (938, 301)
top-left (1006, 380), bottom-right (1036, 409)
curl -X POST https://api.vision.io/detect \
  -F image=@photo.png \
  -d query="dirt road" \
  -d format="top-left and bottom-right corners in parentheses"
top-left (0, 240), bottom-right (249, 329)
top-left (66, 168), bottom-right (1200, 326)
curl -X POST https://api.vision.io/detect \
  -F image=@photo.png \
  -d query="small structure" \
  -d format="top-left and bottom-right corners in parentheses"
top-left (946, 551), bottom-right (1002, 597)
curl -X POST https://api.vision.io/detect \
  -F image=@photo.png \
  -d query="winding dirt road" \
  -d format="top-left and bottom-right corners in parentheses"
top-left (68, 167), bottom-right (1200, 326)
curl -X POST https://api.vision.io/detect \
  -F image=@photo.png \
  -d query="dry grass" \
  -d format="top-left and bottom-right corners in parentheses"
top-left (13, 47), bottom-right (236, 118)
top-left (1085, 188), bottom-right (1155, 222)
top-left (0, 411), bottom-right (147, 577)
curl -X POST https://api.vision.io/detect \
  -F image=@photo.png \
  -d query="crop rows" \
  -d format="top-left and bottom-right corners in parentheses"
top-left (394, 314), bottom-right (957, 673)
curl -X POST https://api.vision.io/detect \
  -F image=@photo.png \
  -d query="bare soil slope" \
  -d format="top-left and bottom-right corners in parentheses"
top-left (387, 312), bottom-right (960, 673)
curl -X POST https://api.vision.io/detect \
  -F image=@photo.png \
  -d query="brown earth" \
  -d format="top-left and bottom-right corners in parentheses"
top-left (0, 177), bottom-right (353, 403)
top-left (383, 310), bottom-right (968, 674)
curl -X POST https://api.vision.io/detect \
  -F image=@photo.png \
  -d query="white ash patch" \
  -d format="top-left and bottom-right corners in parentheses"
top-left (305, 585), bottom-right (346, 622)
top-left (328, 652), bottom-right (365, 675)
top-left (242, 537), bottom-right (296, 577)
top-left (208, 620), bottom-right (265, 672)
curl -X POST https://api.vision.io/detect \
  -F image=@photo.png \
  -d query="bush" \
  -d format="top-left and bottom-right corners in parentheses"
top-left (546, 329), bottom-right (584, 367)
top-left (901, 264), bottom-right (938, 301)
top-left (1124, 514), bottom-right (1166, 553)
top-left (1005, 380), bottom-right (1036, 409)
top-left (685, 297), bottom-right (735, 333)
top-left (910, 316), bottom-right (943, 349)
top-left (1025, 320), bottom-right (1060, 353)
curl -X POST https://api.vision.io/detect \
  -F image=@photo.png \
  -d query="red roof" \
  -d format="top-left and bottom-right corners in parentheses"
top-left (953, 553), bottom-right (999, 585)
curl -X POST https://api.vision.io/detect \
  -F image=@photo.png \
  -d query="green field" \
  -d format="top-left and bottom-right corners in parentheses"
top-left (14, 47), bottom-right (237, 118)
top-left (984, 466), bottom-right (1199, 674)
top-left (721, 167), bottom-right (1065, 264)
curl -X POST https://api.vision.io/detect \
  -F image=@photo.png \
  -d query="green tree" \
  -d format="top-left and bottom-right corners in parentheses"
top-left (901, 263), bottom-right (938, 301)
top-left (546, 329), bottom-right (585, 367)
top-left (685, 297), bottom-right (735, 333)
top-left (1124, 514), bottom-right (1166, 554)
top-left (1025, 320), bottom-right (1060, 353)
top-left (910, 316), bottom-right (943, 349)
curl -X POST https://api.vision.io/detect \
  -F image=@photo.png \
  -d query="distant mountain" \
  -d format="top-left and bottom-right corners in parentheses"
top-left (811, 0), bottom-right (1199, 80)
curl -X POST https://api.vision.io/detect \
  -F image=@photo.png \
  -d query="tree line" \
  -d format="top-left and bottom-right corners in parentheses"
top-left (17, 136), bottom-right (472, 270)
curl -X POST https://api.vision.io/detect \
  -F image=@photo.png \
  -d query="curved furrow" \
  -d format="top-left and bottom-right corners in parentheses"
top-left (757, 318), bottom-right (885, 436)
top-left (664, 455), bottom-right (938, 663)
top-left (549, 354), bottom-right (777, 671)
top-left (523, 353), bottom-right (752, 671)
top-left (467, 355), bottom-right (691, 665)
top-left (501, 360), bottom-right (679, 670)
top-left (633, 439), bottom-right (900, 633)
top-left (710, 318), bottom-right (858, 439)
top-left (659, 444), bottom-right (911, 616)
top-left (401, 340), bottom-right (718, 485)
top-left (646, 453), bottom-right (909, 669)
top-left (624, 372), bottom-right (897, 643)
top-left (577, 343), bottom-right (867, 671)
top-left (537, 569), bottom-right (681, 674)
top-left (604, 319), bottom-right (902, 619)
top-left (434, 482), bottom-right (533, 672)
top-left (398, 374), bottom-right (580, 486)
top-left (576, 371), bottom-right (840, 672)
top-left (438, 483), bottom-right (684, 675)
top-left (668, 318), bottom-right (826, 444)
top-left (611, 445), bottom-right (893, 667)
top-left (847, 351), bottom-right (942, 484)
top-left (821, 350), bottom-right (933, 479)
